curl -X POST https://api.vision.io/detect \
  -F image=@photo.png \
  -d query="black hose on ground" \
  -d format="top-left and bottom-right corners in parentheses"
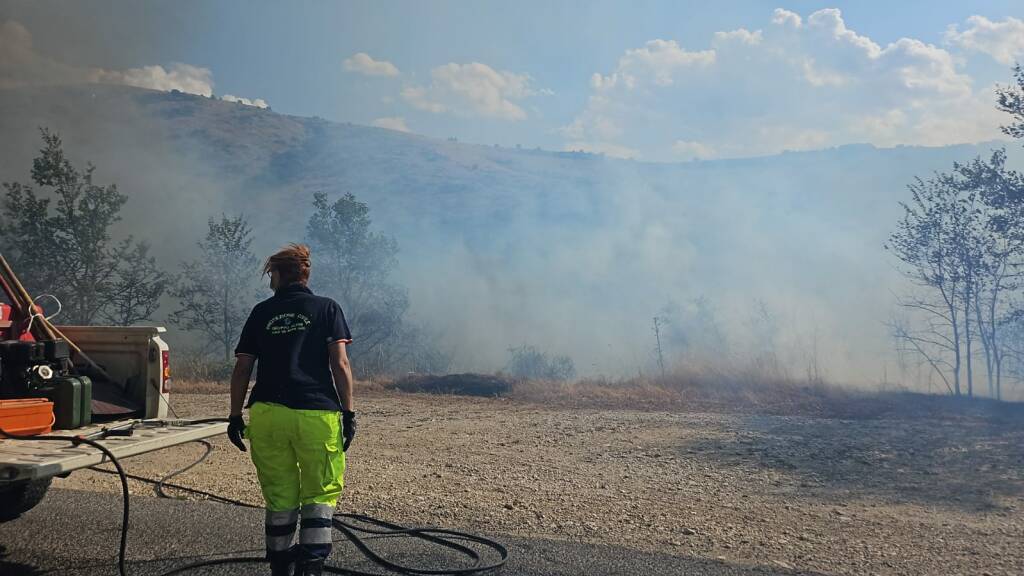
top-left (151, 439), bottom-right (213, 500)
top-left (2, 424), bottom-right (508, 575)
top-left (0, 429), bottom-right (131, 576)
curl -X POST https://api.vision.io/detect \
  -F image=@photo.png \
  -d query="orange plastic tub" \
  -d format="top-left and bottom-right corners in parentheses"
top-left (0, 399), bottom-right (55, 436)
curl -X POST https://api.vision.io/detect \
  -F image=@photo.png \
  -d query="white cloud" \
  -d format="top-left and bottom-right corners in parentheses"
top-left (801, 58), bottom-right (848, 87)
top-left (881, 38), bottom-right (970, 96)
top-left (772, 8), bottom-right (802, 28)
top-left (222, 94), bottom-right (269, 108)
top-left (91, 63), bottom-right (214, 96)
top-left (401, 85), bottom-right (446, 113)
top-left (343, 52), bottom-right (400, 77)
top-left (592, 39), bottom-right (714, 90)
top-left (563, 8), bottom-right (1001, 161)
top-left (805, 8), bottom-right (882, 59)
top-left (945, 16), bottom-right (1024, 65)
top-left (371, 116), bottom-right (411, 132)
top-left (401, 62), bottom-right (542, 121)
top-left (713, 28), bottom-right (762, 46)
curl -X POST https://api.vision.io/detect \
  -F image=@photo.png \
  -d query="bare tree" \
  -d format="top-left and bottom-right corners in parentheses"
top-left (996, 309), bottom-right (1024, 396)
top-left (889, 150), bottom-right (1024, 398)
top-left (887, 173), bottom-right (974, 395)
top-left (886, 311), bottom-right (955, 395)
top-left (953, 152), bottom-right (1024, 399)
top-left (652, 315), bottom-right (667, 378)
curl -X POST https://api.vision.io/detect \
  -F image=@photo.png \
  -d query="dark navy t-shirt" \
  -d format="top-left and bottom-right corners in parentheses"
top-left (234, 284), bottom-right (352, 411)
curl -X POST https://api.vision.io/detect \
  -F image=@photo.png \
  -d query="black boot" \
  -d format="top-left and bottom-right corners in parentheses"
top-left (297, 559), bottom-right (324, 576)
top-left (269, 558), bottom-right (293, 576)
top-left (269, 546), bottom-right (295, 576)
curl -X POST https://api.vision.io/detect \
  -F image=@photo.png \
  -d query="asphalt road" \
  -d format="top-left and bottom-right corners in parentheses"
top-left (0, 488), bottom-right (813, 575)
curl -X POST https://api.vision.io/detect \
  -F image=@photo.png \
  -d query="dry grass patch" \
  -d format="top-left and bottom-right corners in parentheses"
top-left (171, 380), bottom-right (229, 395)
top-left (392, 373), bottom-right (514, 396)
top-left (510, 368), bottom-right (1024, 421)
top-left (511, 371), bottom-right (845, 415)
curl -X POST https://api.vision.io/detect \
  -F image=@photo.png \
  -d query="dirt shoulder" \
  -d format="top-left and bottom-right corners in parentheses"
top-left (56, 391), bottom-right (1024, 576)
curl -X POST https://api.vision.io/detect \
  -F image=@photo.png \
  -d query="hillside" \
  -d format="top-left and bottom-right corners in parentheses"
top-left (0, 84), bottom-right (1019, 382)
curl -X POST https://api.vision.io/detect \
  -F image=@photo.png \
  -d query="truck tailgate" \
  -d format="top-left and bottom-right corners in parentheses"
top-left (0, 420), bottom-right (228, 484)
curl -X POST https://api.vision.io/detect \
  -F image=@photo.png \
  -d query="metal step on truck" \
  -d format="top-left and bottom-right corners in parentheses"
top-left (0, 319), bottom-right (227, 521)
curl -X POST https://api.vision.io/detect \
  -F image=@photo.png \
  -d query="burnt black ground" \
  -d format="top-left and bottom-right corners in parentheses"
top-left (0, 488), bottom-right (821, 576)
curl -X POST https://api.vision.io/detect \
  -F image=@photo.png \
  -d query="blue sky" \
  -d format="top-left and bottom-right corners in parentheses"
top-left (2, 1), bottom-right (1023, 159)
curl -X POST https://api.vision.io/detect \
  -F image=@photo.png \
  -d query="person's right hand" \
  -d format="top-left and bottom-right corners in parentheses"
top-left (341, 410), bottom-right (357, 452)
top-left (227, 414), bottom-right (247, 452)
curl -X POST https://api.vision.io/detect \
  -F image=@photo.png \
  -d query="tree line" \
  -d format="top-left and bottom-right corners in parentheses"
top-left (0, 129), bottom-right (449, 378)
top-left (888, 65), bottom-right (1024, 400)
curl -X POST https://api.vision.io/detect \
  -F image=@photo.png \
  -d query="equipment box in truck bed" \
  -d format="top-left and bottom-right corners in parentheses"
top-left (0, 325), bottom-right (228, 520)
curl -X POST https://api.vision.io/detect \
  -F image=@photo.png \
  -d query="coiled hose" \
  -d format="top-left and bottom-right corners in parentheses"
top-left (0, 424), bottom-right (508, 575)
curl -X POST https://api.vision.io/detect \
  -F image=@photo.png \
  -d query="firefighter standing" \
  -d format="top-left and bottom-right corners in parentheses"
top-left (227, 244), bottom-right (356, 576)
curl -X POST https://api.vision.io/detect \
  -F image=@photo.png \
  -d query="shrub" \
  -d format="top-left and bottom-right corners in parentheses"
top-left (173, 347), bottom-right (234, 382)
top-left (392, 373), bottom-right (514, 397)
top-left (505, 345), bottom-right (575, 381)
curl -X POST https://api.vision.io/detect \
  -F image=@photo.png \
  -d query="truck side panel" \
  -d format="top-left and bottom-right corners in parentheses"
top-left (0, 421), bottom-right (227, 483)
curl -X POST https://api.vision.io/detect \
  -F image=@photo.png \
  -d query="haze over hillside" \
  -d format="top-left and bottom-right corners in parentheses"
top-left (0, 84), bottom-right (1019, 384)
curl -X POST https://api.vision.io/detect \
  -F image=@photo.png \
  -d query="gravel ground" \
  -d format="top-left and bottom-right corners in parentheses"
top-left (57, 392), bottom-right (1024, 576)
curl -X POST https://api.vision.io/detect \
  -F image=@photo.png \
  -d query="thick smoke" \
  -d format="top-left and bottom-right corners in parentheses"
top-left (0, 20), bottom-right (265, 106)
top-left (0, 20), bottom-right (86, 88)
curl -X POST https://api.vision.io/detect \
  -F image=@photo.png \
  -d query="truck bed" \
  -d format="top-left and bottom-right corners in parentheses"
top-left (0, 419), bottom-right (227, 484)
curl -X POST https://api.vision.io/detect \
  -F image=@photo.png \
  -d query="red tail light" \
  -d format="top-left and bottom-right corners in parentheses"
top-left (161, 350), bottom-right (171, 393)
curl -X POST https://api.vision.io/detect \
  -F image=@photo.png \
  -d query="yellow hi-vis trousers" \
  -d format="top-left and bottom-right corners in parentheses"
top-left (246, 401), bottom-right (346, 562)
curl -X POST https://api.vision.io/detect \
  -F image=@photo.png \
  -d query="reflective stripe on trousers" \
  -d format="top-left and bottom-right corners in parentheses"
top-left (266, 508), bottom-right (299, 562)
top-left (299, 503), bottom-right (335, 560)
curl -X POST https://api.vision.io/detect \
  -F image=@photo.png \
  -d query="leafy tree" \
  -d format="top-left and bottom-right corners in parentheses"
top-left (996, 63), bottom-right (1024, 140)
top-left (1, 129), bottom-right (164, 325)
top-left (505, 345), bottom-right (575, 381)
top-left (170, 214), bottom-right (259, 361)
top-left (102, 240), bottom-right (171, 326)
top-left (305, 191), bottom-right (409, 373)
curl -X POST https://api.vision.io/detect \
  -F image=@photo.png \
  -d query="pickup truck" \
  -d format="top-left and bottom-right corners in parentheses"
top-left (0, 326), bottom-right (227, 520)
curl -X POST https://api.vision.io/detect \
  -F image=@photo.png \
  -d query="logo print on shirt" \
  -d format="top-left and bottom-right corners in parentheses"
top-left (266, 313), bottom-right (312, 335)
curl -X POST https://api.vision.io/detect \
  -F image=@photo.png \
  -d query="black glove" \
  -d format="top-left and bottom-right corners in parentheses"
top-left (341, 410), bottom-right (357, 452)
top-left (227, 414), bottom-right (247, 452)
